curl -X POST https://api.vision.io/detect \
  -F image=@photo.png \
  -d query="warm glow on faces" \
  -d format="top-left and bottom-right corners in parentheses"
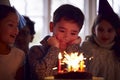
top-left (94, 20), bottom-right (116, 44)
top-left (53, 19), bottom-right (80, 45)
top-left (0, 13), bottom-right (19, 44)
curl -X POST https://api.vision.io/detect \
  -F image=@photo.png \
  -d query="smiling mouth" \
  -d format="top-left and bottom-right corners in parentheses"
top-left (10, 35), bottom-right (16, 39)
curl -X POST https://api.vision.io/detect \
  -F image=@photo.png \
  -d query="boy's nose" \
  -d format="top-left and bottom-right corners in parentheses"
top-left (64, 33), bottom-right (70, 41)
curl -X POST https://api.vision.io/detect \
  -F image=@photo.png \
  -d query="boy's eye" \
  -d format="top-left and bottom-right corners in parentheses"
top-left (59, 29), bottom-right (65, 32)
top-left (71, 33), bottom-right (76, 35)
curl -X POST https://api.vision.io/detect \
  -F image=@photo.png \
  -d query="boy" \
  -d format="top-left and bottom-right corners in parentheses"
top-left (28, 4), bottom-right (84, 80)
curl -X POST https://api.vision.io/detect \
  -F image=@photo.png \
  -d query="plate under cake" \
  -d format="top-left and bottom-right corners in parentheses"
top-left (54, 71), bottom-right (92, 79)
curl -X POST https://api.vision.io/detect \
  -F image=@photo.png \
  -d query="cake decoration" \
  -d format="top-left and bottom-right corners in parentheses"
top-left (55, 51), bottom-right (92, 79)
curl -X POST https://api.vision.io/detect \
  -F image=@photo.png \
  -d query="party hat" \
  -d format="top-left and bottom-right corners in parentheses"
top-left (98, 0), bottom-right (120, 29)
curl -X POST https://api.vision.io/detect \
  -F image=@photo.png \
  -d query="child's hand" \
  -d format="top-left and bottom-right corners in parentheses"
top-left (69, 36), bottom-right (81, 45)
top-left (47, 36), bottom-right (59, 48)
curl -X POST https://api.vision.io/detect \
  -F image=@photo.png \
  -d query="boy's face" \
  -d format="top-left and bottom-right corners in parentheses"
top-left (51, 19), bottom-right (80, 45)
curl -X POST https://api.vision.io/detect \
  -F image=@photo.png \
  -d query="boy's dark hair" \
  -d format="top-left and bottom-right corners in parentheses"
top-left (53, 4), bottom-right (84, 29)
top-left (23, 16), bottom-right (36, 35)
top-left (0, 4), bottom-right (17, 20)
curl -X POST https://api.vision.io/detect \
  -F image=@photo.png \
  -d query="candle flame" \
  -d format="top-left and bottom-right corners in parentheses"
top-left (58, 52), bottom-right (62, 59)
top-left (62, 51), bottom-right (86, 72)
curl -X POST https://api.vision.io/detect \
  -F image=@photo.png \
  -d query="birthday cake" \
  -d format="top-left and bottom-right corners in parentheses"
top-left (54, 71), bottom-right (92, 79)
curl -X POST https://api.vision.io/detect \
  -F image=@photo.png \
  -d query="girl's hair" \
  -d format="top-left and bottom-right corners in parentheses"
top-left (53, 4), bottom-right (84, 29)
top-left (0, 5), bottom-right (17, 20)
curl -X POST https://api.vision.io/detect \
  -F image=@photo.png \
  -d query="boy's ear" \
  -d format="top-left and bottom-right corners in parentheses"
top-left (49, 22), bottom-right (54, 32)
